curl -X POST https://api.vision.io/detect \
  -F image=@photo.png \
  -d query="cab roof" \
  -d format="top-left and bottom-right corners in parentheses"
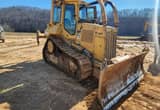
top-left (54, 0), bottom-right (97, 5)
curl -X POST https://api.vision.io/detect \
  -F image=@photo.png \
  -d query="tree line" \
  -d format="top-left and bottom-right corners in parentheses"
top-left (0, 7), bottom-right (50, 32)
top-left (0, 6), bottom-right (156, 36)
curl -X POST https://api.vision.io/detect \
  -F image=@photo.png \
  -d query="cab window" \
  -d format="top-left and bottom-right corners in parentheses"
top-left (79, 7), bottom-right (87, 20)
top-left (53, 6), bottom-right (61, 23)
top-left (87, 8), bottom-right (94, 21)
top-left (64, 4), bottom-right (76, 35)
top-left (79, 6), bottom-right (97, 23)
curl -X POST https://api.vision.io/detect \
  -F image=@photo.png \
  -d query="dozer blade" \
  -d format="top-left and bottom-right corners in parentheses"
top-left (98, 51), bottom-right (148, 110)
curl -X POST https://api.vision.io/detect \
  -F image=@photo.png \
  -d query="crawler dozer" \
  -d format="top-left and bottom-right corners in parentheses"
top-left (43, 0), bottom-right (148, 109)
top-left (141, 21), bottom-right (160, 41)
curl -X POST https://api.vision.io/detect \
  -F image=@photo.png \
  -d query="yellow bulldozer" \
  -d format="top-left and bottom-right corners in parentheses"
top-left (141, 21), bottom-right (160, 41)
top-left (42, 0), bottom-right (148, 109)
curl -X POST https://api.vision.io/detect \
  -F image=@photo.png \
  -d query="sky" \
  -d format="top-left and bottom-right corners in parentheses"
top-left (0, 0), bottom-right (156, 10)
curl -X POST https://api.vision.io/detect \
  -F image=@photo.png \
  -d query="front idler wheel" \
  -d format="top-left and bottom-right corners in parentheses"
top-left (43, 38), bottom-right (56, 64)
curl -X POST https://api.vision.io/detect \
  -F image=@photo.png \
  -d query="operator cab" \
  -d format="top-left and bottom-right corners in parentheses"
top-left (79, 0), bottom-right (119, 26)
top-left (46, 0), bottom-right (119, 61)
top-left (47, 0), bottom-right (118, 36)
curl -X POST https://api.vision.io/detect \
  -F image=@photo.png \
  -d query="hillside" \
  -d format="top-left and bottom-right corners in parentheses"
top-left (0, 7), bottom-right (50, 32)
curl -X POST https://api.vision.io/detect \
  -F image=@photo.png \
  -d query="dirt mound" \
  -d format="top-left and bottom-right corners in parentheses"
top-left (0, 102), bottom-right (10, 110)
top-left (118, 73), bottom-right (160, 110)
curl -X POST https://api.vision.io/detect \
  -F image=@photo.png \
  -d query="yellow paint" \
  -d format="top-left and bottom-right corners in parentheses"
top-left (94, 37), bottom-right (106, 61)
top-left (46, 0), bottom-right (117, 61)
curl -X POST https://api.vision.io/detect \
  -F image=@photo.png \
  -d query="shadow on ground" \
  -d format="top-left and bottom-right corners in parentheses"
top-left (0, 60), bottom-right (87, 110)
top-left (0, 60), bottom-right (137, 110)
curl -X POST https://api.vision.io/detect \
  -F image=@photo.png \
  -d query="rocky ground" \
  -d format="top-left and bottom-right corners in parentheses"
top-left (0, 32), bottom-right (159, 110)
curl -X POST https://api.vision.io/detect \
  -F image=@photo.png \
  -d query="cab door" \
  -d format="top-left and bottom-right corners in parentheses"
top-left (63, 3), bottom-right (77, 39)
top-left (78, 6), bottom-right (97, 53)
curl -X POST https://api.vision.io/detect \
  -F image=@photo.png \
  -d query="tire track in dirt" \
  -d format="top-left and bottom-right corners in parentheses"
top-left (0, 44), bottom-right (37, 54)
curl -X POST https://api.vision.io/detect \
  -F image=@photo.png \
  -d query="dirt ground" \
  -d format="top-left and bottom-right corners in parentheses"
top-left (0, 32), bottom-right (160, 110)
top-left (117, 41), bottom-right (160, 110)
top-left (0, 32), bottom-right (88, 110)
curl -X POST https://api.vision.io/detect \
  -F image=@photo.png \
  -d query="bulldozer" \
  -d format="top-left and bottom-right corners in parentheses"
top-left (141, 21), bottom-right (160, 41)
top-left (43, 0), bottom-right (148, 109)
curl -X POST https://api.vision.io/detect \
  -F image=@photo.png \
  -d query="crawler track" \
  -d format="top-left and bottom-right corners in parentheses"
top-left (43, 37), bottom-right (98, 90)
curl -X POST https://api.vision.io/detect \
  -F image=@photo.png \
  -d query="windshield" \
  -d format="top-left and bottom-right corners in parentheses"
top-left (79, 7), bottom-right (95, 22)
top-left (79, 2), bottom-right (102, 24)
